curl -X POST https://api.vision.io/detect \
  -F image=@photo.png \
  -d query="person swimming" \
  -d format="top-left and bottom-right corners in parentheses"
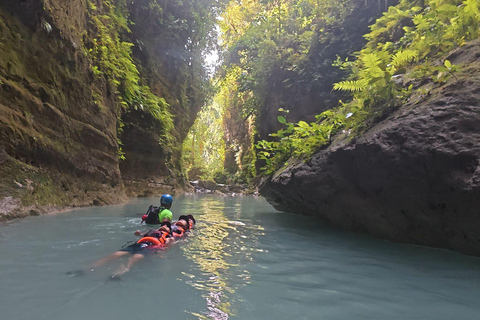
top-left (69, 215), bottom-right (196, 280)
top-left (88, 221), bottom-right (173, 278)
top-left (186, 214), bottom-right (196, 229)
top-left (142, 194), bottom-right (174, 224)
top-left (171, 215), bottom-right (189, 237)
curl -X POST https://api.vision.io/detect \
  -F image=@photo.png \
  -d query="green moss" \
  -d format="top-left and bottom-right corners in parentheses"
top-left (0, 153), bottom-right (67, 207)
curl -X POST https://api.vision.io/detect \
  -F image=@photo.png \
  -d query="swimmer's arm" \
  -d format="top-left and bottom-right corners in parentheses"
top-left (134, 230), bottom-right (148, 237)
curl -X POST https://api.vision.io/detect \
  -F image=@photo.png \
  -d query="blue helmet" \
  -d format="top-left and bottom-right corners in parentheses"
top-left (160, 194), bottom-right (173, 206)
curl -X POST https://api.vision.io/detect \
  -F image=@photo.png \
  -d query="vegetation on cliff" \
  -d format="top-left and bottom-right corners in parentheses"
top-left (253, 0), bottom-right (480, 174)
top-left (84, 0), bottom-right (173, 161)
top-left (186, 0), bottom-right (381, 181)
top-left (84, 0), bottom-right (223, 164)
top-left (208, 0), bottom-right (371, 177)
top-left (182, 97), bottom-right (226, 181)
top-left (3, 0), bottom-right (480, 216)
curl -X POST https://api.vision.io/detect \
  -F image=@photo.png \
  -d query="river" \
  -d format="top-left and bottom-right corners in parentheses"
top-left (0, 195), bottom-right (479, 319)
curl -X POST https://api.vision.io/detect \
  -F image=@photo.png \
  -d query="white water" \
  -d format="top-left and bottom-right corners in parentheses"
top-left (0, 195), bottom-right (479, 319)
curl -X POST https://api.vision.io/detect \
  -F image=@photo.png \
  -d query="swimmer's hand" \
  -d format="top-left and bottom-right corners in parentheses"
top-left (134, 230), bottom-right (142, 236)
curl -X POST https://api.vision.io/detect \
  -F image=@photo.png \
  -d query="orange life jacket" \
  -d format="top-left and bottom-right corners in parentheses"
top-left (172, 223), bottom-right (186, 237)
top-left (139, 230), bottom-right (170, 245)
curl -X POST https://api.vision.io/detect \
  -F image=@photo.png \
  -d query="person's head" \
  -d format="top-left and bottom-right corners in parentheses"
top-left (187, 214), bottom-right (196, 228)
top-left (160, 194), bottom-right (173, 209)
top-left (176, 215), bottom-right (189, 229)
top-left (159, 221), bottom-right (171, 233)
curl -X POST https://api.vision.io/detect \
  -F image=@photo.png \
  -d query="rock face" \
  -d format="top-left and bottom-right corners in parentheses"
top-left (0, 0), bottom-right (204, 219)
top-left (0, 0), bottom-right (126, 220)
top-left (119, 1), bottom-right (206, 196)
top-left (260, 40), bottom-right (480, 256)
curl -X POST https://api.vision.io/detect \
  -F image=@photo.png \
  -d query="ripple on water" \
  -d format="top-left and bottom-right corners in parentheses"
top-left (1, 196), bottom-right (480, 320)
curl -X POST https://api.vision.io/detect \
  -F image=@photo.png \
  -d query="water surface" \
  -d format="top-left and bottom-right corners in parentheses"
top-left (0, 195), bottom-right (479, 319)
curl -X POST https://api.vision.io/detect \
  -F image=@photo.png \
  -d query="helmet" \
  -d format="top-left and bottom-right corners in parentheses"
top-left (160, 194), bottom-right (173, 206)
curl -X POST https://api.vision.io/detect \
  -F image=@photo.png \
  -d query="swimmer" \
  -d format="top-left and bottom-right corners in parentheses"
top-left (186, 214), bottom-right (196, 229)
top-left (88, 221), bottom-right (173, 278)
top-left (171, 216), bottom-right (189, 237)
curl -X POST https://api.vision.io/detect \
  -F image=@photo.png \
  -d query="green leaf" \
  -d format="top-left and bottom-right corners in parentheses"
top-left (297, 121), bottom-right (309, 128)
top-left (277, 115), bottom-right (286, 124)
top-left (444, 60), bottom-right (452, 69)
top-left (391, 50), bottom-right (417, 69)
top-left (333, 80), bottom-right (367, 92)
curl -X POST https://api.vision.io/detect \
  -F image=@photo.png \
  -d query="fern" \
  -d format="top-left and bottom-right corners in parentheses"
top-left (333, 80), bottom-right (367, 92)
top-left (362, 53), bottom-right (382, 69)
top-left (391, 49), bottom-right (417, 69)
top-left (464, 0), bottom-right (480, 18)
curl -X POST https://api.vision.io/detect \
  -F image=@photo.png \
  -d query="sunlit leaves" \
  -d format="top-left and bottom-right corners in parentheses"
top-left (334, 0), bottom-right (480, 113)
top-left (217, 0), bottom-right (357, 175)
top-left (333, 80), bottom-right (367, 92)
top-left (391, 49), bottom-right (416, 69)
top-left (256, 109), bottom-right (350, 174)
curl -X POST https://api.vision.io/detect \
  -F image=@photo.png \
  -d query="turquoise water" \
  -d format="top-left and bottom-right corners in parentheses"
top-left (0, 194), bottom-right (480, 319)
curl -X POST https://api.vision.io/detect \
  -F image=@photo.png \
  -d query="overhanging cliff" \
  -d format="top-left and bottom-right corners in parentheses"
top-left (260, 40), bottom-right (480, 256)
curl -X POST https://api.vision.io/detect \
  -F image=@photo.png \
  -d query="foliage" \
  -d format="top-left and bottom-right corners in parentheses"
top-left (332, 49), bottom-right (416, 111)
top-left (217, 0), bottom-right (357, 177)
top-left (85, 0), bottom-right (174, 158)
top-left (127, 0), bottom-right (227, 170)
top-left (257, 0), bottom-right (480, 174)
top-left (182, 97), bottom-right (226, 180)
top-left (256, 108), bottom-right (351, 174)
top-left (220, 0), bottom-right (354, 104)
top-left (213, 170), bottom-right (228, 184)
top-left (334, 0), bottom-right (480, 111)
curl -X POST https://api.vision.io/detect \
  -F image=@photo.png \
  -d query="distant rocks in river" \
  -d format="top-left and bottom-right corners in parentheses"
top-left (190, 180), bottom-right (257, 196)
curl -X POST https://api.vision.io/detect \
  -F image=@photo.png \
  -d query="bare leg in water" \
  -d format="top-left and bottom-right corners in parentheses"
top-left (89, 251), bottom-right (131, 270)
top-left (67, 251), bottom-right (131, 277)
top-left (112, 253), bottom-right (145, 277)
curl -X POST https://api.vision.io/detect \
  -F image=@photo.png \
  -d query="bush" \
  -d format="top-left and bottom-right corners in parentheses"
top-left (213, 171), bottom-right (228, 184)
top-left (188, 166), bottom-right (206, 181)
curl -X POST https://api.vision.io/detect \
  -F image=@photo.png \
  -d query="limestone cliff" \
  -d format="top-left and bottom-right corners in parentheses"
top-left (260, 40), bottom-right (480, 256)
top-left (0, 0), bottom-right (125, 220)
top-left (0, 0), bottom-right (207, 220)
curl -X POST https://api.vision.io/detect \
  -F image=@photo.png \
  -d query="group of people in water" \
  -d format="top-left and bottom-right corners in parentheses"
top-left (85, 194), bottom-right (195, 279)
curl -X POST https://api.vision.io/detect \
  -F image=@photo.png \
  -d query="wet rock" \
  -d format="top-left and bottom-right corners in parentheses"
top-left (260, 40), bottom-right (480, 256)
top-left (190, 180), bottom-right (254, 196)
top-left (197, 180), bottom-right (217, 190)
top-left (0, 196), bottom-right (20, 216)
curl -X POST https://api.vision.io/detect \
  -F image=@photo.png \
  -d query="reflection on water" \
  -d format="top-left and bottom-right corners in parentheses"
top-left (181, 196), bottom-right (264, 319)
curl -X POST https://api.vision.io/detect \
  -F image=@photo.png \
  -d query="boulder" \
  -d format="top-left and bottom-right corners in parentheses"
top-left (260, 40), bottom-right (480, 256)
top-left (197, 180), bottom-right (217, 190)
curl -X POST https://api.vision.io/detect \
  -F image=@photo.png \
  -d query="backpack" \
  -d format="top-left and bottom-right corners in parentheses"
top-left (144, 205), bottom-right (162, 224)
